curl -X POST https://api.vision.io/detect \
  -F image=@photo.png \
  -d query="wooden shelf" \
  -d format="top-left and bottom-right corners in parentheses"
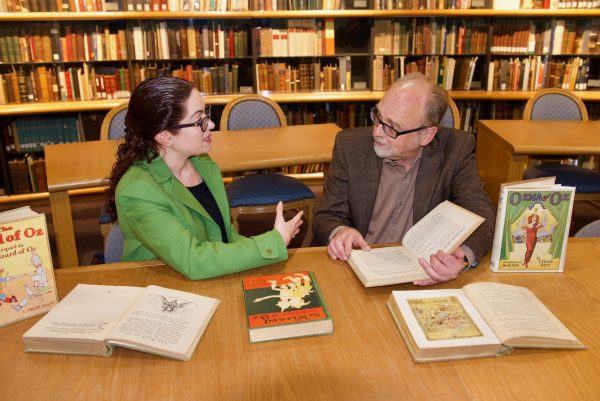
top-left (2, 90), bottom-right (599, 115)
top-left (0, 9), bottom-right (598, 21)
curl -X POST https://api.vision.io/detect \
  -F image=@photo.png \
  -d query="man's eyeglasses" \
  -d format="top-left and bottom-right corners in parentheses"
top-left (369, 106), bottom-right (434, 139)
top-left (170, 106), bottom-right (212, 132)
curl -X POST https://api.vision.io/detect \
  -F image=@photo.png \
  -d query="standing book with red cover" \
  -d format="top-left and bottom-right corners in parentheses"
top-left (242, 271), bottom-right (333, 343)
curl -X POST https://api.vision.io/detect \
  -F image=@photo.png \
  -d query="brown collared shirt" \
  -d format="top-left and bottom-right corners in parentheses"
top-left (365, 154), bottom-right (421, 244)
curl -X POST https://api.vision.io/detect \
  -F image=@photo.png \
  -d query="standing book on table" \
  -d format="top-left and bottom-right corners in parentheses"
top-left (0, 207), bottom-right (57, 327)
top-left (242, 271), bottom-right (333, 343)
top-left (490, 177), bottom-right (575, 272)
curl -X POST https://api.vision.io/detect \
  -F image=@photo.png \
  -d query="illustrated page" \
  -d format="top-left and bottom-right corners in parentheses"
top-left (109, 285), bottom-right (219, 355)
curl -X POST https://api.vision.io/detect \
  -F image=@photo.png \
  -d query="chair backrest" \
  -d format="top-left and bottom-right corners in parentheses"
top-left (104, 224), bottom-right (124, 264)
top-left (439, 97), bottom-right (461, 129)
top-left (100, 103), bottom-right (128, 140)
top-left (523, 88), bottom-right (589, 121)
top-left (575, 220), bottom-right (600, 237)
top-left (220, 95), bottom-right (287, 130)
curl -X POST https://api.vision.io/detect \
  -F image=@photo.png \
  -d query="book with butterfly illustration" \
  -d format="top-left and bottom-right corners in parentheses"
top-left (242, 271), bottom-right (333, 343)
top-left (22, 284), bottom-right (219, 361)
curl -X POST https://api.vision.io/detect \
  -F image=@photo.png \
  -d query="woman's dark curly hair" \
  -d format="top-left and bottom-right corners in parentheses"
top-left (105, 76), bottom-right (194, 222)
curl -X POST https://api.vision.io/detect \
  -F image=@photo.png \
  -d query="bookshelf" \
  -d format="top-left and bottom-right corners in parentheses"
top-left (0, 6), bottom-right (599, 196)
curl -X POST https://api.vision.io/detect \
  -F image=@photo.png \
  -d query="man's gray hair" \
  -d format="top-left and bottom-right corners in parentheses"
top-left (390, 73), bottom-right (449, 126)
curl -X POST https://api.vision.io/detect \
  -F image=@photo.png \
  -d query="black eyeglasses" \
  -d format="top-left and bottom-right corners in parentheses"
top-left (369, 107), bottom-right (433, 139)
top-left (170, 106), bottom-right (212, 132)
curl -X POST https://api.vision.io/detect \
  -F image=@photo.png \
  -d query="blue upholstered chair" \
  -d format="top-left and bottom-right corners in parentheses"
top-left (220, 95), bottom-right (315, 232)
top-left (439, 97), bottom-right (461, 129)
top-left (103, 224), bottom-right (124, 264)
top-left (100, 102), bottom-right (128, 140)
top-left (97, 104), bottom-right (128, 263)
top-left (521, 88), bottom-right (600, 201)
top-left (575, 220), bottom-right (600, 237)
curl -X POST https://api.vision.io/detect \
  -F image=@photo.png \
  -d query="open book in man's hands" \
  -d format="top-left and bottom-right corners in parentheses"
top-left (347, 201), bottom-right (485, 287)
top-left (387, 282), bottom-right (585, 363)
top-left (22, 284), bottom-right (219, 361)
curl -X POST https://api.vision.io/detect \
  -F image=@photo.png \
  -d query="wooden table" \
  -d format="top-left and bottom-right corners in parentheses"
top-left (1, 240), bottom-right (599, 401)
top-left (44, 123), bottom-right (341, 268)
top-left (476, 120), bottom-right (600, 204)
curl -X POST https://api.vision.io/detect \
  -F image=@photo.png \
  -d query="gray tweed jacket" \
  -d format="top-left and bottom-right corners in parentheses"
top-left (312, 126), bottom-right (496, 262)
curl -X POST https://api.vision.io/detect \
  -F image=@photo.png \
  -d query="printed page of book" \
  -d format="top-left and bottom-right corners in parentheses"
top-left (463, 282), bottom-right (585, 349)
top-left (107, 285), bottom-right (220, 361)
top-left (348, 246), bottom-right (429, 287)
top-left (390, 289), bottom-right (501, 351)
top-left (402, 201), bottom-right (485, 259)
top-left (23, 284), bottom-right (143, 355)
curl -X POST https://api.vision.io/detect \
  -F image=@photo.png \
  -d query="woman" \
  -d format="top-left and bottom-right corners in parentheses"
top-left (522, 213), bottom-right (544, 268)
top-left (105, 76), bottom-right (303, 279)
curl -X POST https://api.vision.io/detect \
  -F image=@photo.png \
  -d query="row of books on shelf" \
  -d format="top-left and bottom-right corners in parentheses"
top-left (374, 0), bottom-right (599, 9)
top-left (2, 0), bottom-right (600, 12)
top-left (255, 57), bottom-right (352, 92)
top-left (0, 65), bottom-right (130, 104)
top-left (0, 25), bottom-right (127, 64)
top-left (283, 101), bottom-right (372, 128)
top-left (373, 18), bottom-right (488, 56)
top-left (280, 162), bottom-right (327, 174)
top-left (0, 62), bottom-right (241, 104)
top-left (6, 155), bottom-right (48, 194)
top-left (2, 116), bottom-right (81, 152)
top-left (0, 0), bottom-right (121, 12)
top-left (255, 19), bottom-right (335, 57)
top-left (373, 55), bottom-right (479, 91)
top-left (0, 0), bottom-right (248, 12)
top-left (490, 19), bottom-right (599, 55)
top-left (131, 23), bottom-right (249, 60)
top-left (487, 56), bottom-right (591, 91)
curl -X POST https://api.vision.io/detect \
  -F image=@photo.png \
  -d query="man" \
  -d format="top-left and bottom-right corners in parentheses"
top-left (313, 73), bottom-right (495, 286)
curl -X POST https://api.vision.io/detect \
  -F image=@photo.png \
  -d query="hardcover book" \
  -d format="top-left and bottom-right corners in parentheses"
top-left (387, 282), bottom-right (585, 363)
top-left (242, 271), bottom-right (333, 343)
top-left (490, 177), bottom-right (575, 272)
top-left (348, 201), bottom-right (485, 287)
top-left (0, 206), bottom-right (57, 328)
top-left (23, 284), bottom-right (219, 361)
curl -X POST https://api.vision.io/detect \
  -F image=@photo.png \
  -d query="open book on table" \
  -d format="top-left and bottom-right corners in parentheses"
top-left (348, 201), bottom-right (485, 287)
top-left (23, 284), bottom-right (220, 361)
top-left (387, 282), bottom-right (585, 363)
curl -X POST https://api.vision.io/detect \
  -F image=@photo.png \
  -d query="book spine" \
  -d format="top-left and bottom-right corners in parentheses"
top-left (489, 187), bottom-right (508, 270)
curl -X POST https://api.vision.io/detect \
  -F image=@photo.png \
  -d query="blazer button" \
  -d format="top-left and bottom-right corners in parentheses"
top-left (266, 248), bottom-right (273, 255)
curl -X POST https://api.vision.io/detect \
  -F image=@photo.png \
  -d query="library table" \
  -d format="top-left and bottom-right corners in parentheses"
top-left (2, 240), bottom-right (599, 401)
top-left (476, 120), bottom-right (600, 205)
top-left (44, 123), bottom-right (341, 268)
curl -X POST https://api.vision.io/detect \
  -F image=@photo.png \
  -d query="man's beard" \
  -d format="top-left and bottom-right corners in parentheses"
top-left (373, 140), bottom-right (391, 159)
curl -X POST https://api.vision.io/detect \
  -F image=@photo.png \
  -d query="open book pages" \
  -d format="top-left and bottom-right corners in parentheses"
top-left (461, 282), bottom-right (585, 349)
top-left (23, 284), bottom-right (220, 361)
top-left (387, 282), bottom-right (585, 363)
top-left (490, 177), bottom-right (575, 272)
top-left (348, 201), bottom-right (485, 287)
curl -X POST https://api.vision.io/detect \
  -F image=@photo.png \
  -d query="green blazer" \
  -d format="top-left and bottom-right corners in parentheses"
top-left (116, 154), bottom-right (287, 280)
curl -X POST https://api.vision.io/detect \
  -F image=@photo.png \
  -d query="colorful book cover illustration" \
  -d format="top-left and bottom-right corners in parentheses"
top-left (408, 296), bottom-right (482, 341)
top-left (242, 271), bottom-right (332, 342)
top-left (0, 208), bottom-right (58, 327)
top-left (491, 186), bottom-right (575, 272)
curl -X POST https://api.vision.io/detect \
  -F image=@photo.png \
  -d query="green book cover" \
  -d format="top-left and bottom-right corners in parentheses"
top-left (242, 271), bottom-right (333, 343)
top-left (490, 178), bottom-right (575, 273)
